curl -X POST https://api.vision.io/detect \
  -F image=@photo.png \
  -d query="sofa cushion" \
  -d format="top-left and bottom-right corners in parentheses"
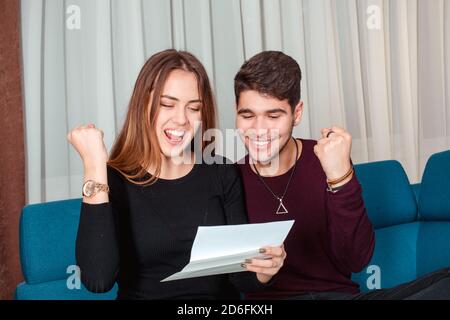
top-left (20, 198), bottom-right (83, 284)
top-left (418, 150), bottom-right (450, 220)
top-left (15, 280), bottom-right (117, 300)
top-left (352, 222), bottom-right (420, 291)
top-left (354, 160), bottom-right (418, 229)
top-left (416, 222), bottom-right (450, 277)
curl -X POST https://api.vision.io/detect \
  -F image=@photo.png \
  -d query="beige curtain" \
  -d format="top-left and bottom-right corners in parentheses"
top-left (21, 0), bottom-right (450, 204)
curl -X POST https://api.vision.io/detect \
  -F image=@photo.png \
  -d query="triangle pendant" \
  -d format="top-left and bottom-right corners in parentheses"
top-left (276, 200), bottom-right (288, 215)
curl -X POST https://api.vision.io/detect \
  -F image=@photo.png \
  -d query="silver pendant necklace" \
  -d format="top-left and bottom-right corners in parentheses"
top-left (252, 138), bottom-right (299, 215)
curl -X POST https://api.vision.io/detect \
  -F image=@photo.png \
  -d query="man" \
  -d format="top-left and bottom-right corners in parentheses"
top-left (233, 51), bottom-right (450, 300)
top-left (233, 50), bottom-right (375, 299)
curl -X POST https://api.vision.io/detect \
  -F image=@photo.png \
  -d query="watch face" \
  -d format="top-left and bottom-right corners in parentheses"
top-left (83, 180), bottom-right (96, 197)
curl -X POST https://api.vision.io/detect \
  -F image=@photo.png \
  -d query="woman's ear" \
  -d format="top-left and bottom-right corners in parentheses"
top-left (293, 101), bottom-right (304, 126)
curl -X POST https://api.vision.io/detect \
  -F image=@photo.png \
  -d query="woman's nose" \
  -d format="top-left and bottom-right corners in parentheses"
top-left (173, 107), bottom-right (188, 125)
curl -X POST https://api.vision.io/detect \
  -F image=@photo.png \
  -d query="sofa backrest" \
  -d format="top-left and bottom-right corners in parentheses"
top-left (354, 160), bottom-right (418, 229)
top-left (416, 150), bottom-right (450, 278)
top-left (417, 150), bottom-right (450, 221)
top-left (20, 198), bottom-right (82, 284)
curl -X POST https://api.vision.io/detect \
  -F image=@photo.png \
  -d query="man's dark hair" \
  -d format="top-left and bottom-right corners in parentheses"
top-left (234, 51), bottom-right (302, 110)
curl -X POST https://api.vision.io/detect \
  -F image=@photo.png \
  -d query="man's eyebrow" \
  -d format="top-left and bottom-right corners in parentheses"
top-left (266, 108), bottom-right (287, 114)
top-left (237, 108), bottom-right (287, 114)
top-left (161, 95), bottom-right (202, 104)
top-left (237, 108), bottom-right (255, 114)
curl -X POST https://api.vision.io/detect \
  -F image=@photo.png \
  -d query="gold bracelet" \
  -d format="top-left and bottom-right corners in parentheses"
top-left (327, 166), bottom-right (354, 186)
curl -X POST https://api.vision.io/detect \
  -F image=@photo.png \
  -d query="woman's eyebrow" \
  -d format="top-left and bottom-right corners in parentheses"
top-left (161, 95), bottom-right (202, 104)
top-left (161, 95), bottom-right (179, 101)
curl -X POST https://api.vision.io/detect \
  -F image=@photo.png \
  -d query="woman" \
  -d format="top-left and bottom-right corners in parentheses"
top-left (67, 49), bottom-right (286, 300)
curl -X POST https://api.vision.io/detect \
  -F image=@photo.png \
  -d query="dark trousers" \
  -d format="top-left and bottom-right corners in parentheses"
top-left (288, 266), bottom-right (450, 300)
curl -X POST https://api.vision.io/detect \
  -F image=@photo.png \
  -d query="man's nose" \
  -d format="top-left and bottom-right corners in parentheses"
top-left (253, 117), bottom-right (269, 136)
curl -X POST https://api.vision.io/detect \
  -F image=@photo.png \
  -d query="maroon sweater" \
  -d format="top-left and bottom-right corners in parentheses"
top-left (237, 138), bottom-right (375, 299)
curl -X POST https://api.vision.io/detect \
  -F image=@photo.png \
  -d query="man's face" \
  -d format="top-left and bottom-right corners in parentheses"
top-left (236, 90), bottom-right (303, 163)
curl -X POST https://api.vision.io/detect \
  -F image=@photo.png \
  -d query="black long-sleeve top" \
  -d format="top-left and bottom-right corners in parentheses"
top-left (76, 156), bottom-right (268, 299)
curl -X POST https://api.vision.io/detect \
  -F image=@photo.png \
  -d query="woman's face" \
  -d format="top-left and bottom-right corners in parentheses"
top-left (154, 69), bottom-right (202, 159)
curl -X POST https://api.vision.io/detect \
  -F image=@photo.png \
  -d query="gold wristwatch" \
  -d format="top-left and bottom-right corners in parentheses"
top-left (82, 180), bottom-right (110, 198)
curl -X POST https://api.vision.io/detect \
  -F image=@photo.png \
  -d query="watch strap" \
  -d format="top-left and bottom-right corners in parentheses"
top-left (82, 180), bottom-right (110, 198)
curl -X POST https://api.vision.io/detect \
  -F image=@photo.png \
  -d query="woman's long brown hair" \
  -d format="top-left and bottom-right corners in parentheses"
top-left (107, 49), bottom-right (217, 185)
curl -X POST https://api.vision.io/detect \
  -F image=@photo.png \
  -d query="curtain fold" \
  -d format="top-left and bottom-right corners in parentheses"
top-left (334, 0), bottom-right (369, 163)
top-left (389, 0), bottom-right (419, 182)
top-left (418, 0), bottom-right (448, 172)
top-left (20, 0), bottom-right (450, 203)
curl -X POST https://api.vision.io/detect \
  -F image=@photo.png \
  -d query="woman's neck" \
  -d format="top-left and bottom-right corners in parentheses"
top-left (161, 151), bottom-right (196, 180)
top-left (253, 138), bottom-right (302, 177)
top-left (148, 152), bottom-right (196, 180)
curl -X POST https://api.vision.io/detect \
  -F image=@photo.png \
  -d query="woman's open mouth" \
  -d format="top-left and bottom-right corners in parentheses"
top-left (164, 129), bottom-right (186, 145)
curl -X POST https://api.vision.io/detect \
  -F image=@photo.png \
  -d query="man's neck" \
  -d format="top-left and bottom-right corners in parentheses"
top-left (253, 138), bottom-right (302, 177)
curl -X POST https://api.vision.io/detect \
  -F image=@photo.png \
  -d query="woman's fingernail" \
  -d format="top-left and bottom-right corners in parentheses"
top-left (241, 263), bottom-right (247, 269)
top-left (259, 248), bottom-right (266, 254)
top-left (245, 259), bottom-right (252, 264)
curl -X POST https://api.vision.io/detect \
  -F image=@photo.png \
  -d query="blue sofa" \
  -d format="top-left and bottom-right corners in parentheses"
top-left (15, 199), bottom-right (117, 299)
top-left (15, 150), bottom-right (450, 299)
top-left (352, 150), bottom-right (450, 291)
